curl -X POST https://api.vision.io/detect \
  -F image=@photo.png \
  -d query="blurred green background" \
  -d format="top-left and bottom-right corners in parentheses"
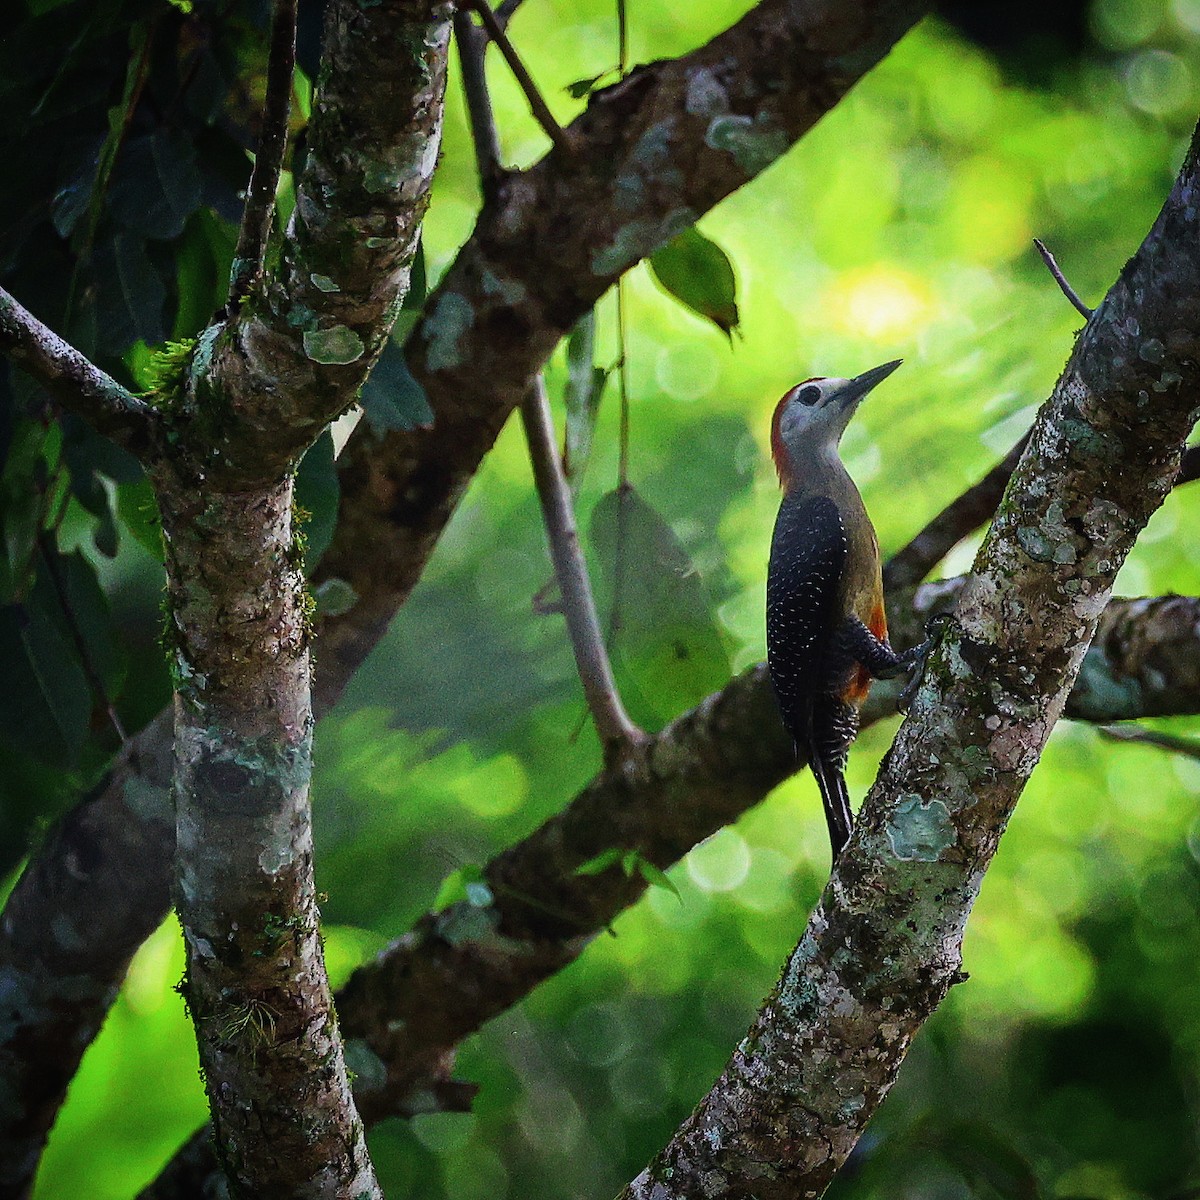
top-left (4, 0), bottom-right (1200, 1197)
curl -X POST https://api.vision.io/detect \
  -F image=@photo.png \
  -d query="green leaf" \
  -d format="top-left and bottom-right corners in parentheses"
top-left (574, 847), bottom-right (625, 876)
top-left (360, 338), bottom-right (434, 432)
top-left (115, 477), bottom-right (163, 560)
top-left (46, 549), bottom-right (126, 699)
top-left (635, 857), bottom-right (681, 901)
top-left (93, 234), bottom-right (167, 355)
top-left (562, 310), bottom-right (607, 496)
top-left (589, 485), bottom-right (731, 729)
top-left (648, 226), bottom-right (740, 337)
top-left (0, 602), bottom-right (90, 766)
top-left (313, 578), bottom-right (359, 617)
top-left (294, 430), bottom-right (339, 572)
top-left (109, 130), bottom-right (204, 241)
top-left (433, 863), bottom-right (489, 911)
top-left (174, 210), bottom-right (237, 339)
top-left (565, 71), bottom-right (613, 100)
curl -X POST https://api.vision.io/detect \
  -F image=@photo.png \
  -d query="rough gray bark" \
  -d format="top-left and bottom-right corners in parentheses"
top-left (144, 0), bottom-right (453, 1190)
top-left (0, 5), bottom-right (932, 1183)
top-left (618, 120), bottom-right (1200, 1200)
top-left (0, 0), bottom-right (452, 1194)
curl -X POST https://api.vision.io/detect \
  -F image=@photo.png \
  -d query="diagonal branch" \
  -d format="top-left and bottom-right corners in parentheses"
top-left (314, 0), bottom-right (932, 707)
top-left (620, 117), bottom-right (1200, 1200)
top-left (226, 0), bottom-right (298, 310)
top-left (520, 376), bottom-right (644, 750)
top-left (0, 285), bottom-right (157, 454)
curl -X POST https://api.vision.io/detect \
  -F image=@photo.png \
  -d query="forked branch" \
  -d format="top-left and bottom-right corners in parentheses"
top-left (0, 285), bottom-right (156, 454)
top-left (227, 0), bottom-right (298, 309)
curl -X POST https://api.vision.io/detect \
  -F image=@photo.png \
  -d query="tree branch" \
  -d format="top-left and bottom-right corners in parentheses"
top-left (314, 0), bottom-right (932, 708)
top-left (1034, 236), bottom-right (1094, 319)
top-left (0, 285), bottom-right (157, 453)
top-left (1, 4), bottom-right (931, 1186)
top-left (520, 376), bottom-right (644, 750)
top-left (619, 119), bottom-right (1200, 1200)
top-left (455, 0), bottom-right (640, 752)
top-left (463, 0), bottom-right (573, 155)
top-left (226, 0), bottom-right (298, 310)
top-left (185, 0), bottom-right (453, 487)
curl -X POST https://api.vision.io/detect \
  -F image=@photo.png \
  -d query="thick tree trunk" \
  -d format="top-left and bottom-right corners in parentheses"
top-left (158, 475), bottom-right (377, 1199)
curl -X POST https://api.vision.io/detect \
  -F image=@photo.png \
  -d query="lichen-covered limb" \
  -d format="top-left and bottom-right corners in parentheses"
top-left (313, 0), bottom-right (931, 707)
top-left (187, 0), bottom-right (453, 486)
top-left (618, 127), bottom-right (1200, 1200)
top-left (0, 285), bottom-right (157, 455)
top-left (0, 711), bottom-right (173, 1198)
top-left (35, 581), bottom-right (1200, 1199)
top-left (157, 476), bottom-right (379, 1199)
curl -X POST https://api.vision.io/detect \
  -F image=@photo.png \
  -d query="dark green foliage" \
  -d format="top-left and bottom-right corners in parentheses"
top-left (590, 484), bottom-right (731, 729)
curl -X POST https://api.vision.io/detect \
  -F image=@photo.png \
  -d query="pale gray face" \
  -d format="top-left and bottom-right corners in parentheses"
top-left (775, 360), bottom-right (902, 455)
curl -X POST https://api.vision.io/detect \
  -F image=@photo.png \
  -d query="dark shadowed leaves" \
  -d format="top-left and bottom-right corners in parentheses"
top-left (0, 600), bottom-right (90, 767)
top-left (295, 430), bottom-right (339, 572)
top-left (93, 234), bottom-right (168, 354)
top-left (109, 132), bottom-right (202, 242)
top-left (590, 484), bottom-right (730, 728)
top-left (361, 338), bottom-right (434, 432)
top-left (648, 225), bottom-right (740, 338)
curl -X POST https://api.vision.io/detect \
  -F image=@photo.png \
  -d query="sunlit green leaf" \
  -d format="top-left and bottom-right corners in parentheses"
top-left (648, 226), bottom-right (740, 338)
top-left (574, 847), bottom-right (625, 876)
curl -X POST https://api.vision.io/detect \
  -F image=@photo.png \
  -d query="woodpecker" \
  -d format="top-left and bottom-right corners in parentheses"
top-left (766, 359), bottom-right (926, 864)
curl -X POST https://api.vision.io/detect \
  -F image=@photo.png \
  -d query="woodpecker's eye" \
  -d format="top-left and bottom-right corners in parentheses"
top-left (795, 385), bottom-right (821, 407)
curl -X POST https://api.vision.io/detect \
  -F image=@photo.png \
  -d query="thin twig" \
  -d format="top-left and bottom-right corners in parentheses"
top-left (494, 0), bottom-right (526, 31)
top-left (521, 376), bottom-right (644, 750)
top-left (0, 285), bottom-right (156, 453)
top-left (454, 11), bottom-right (504, 201)
top-left (608, 279), bottom-right (634, 649)
top-left (463, 0), bottom-right (573, 155)
top-left (1033, 238), bottom-right (1093, 319)
top-left (617, 0), bottom-right (629, 75)
top-left (228, 0), bottom-right (298, 309)
top-left (457, 4), bottom-right (640, 752)
top-left (1098, 724), bottom-right (1200, 760)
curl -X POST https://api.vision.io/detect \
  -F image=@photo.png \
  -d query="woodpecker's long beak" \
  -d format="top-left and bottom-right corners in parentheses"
top-left (835, 359), bottom-right (903, 411)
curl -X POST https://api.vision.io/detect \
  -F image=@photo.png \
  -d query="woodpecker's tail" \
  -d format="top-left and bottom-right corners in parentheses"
top-left (803, 698), bottom-right (860, 864)
top-left (806, 740), bottom-right (853, 864)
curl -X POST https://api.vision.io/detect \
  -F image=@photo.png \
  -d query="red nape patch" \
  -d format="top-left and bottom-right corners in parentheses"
top-left (769, 377), bottom-right (823, 490)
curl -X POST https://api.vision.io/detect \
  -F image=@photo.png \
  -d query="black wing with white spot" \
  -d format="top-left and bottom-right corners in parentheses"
top-left (765, 492), bottom-right (846, 739)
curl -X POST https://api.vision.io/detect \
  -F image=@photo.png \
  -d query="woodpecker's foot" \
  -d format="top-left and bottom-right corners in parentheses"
top-left (896, 614), bottom-right (954, 711)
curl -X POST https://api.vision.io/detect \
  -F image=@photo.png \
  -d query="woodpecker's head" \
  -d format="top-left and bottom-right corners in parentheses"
top-left (770, 359), bottom-right (902, 487)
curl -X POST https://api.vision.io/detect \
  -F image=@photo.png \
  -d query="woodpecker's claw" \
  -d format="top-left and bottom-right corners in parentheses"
top-left (896, 615), bottom-right (953, 712)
